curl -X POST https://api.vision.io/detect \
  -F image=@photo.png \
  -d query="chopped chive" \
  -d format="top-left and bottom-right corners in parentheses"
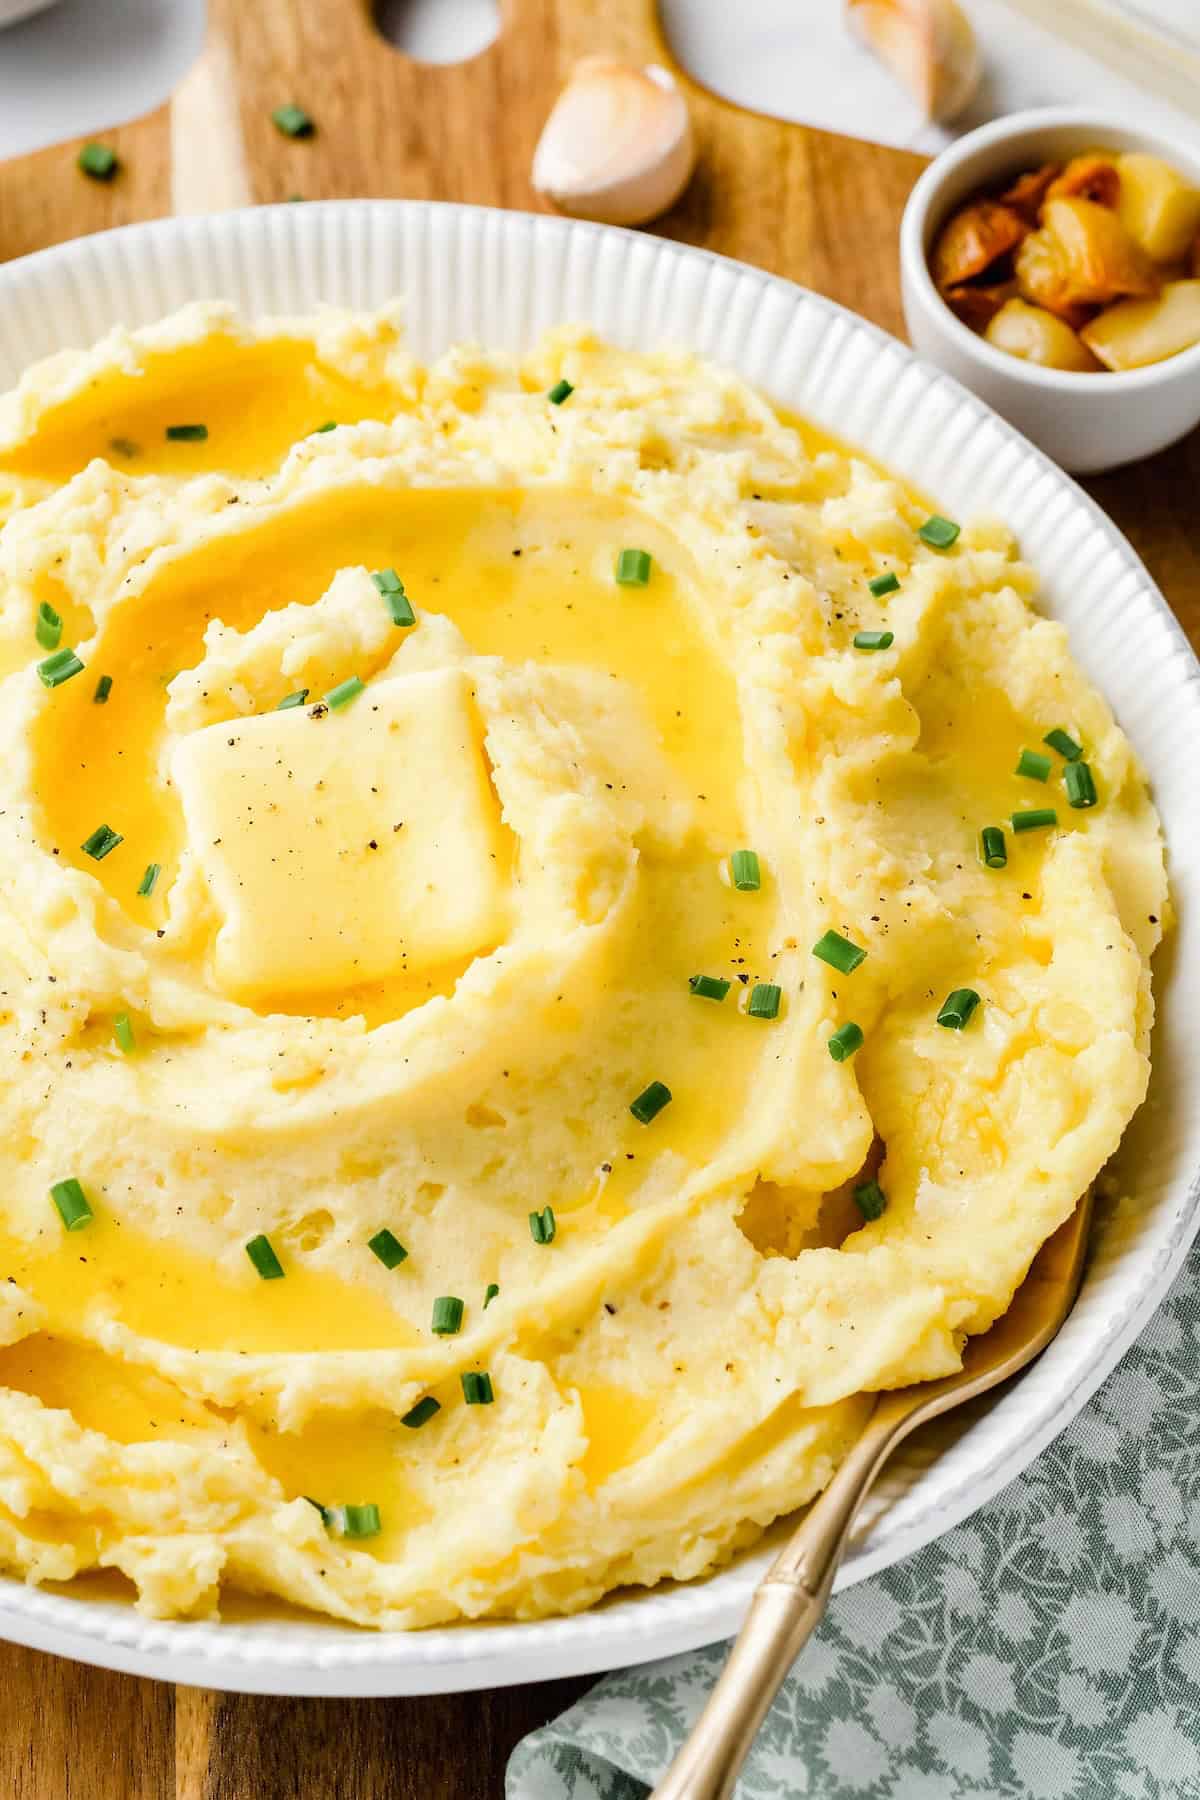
top-left (689, 974), bottom-right (730, 1002)
top-left (81, 823), bottom-right (122, 861)
top-left (937, 987), bottom-right (981, 1030)
top-left (367, 1227), bottom-right (408, 1269)
top-left (276, 688), bottom-right (309, 710)
top-left (245, 1233), bottom-right (285, 1279)
top-left (325, 1502), bottom-right (380, 1539)
top-left (325, 675), bottom-right (364, 710)
top-left (630, 1080), bottom-right (671, 1124)
top-left (372, 569), bottom-right (415, 627)
top-left (304, 1496), bottom-right (328, 1523)
top-left (918, 514), bottom-right (960, 549)
top-left (729, 849), bottom-right (761, 891)
top-left (1065, 761), bottom-right (1098, 809)
top-left (93, 674), bottom-right (112, 704)
top-left (529, 1205), bottom-right (556, 1245)
top-left (547, 378), bottom-right (573, 404)
top-left (747, 982), bottom-right (782, 1020)
top-left (483, 1282), bottom-right (500, 1308)
top-left (37, 648), bottom-right (84, 688)
top-left (272, 103), bottom-right (315, 138)
top-left (78, 142), bottom-right (118, 181)
top-left (165, 423), bottom-right (208, 442)
top-left (401, 1396), bottom-right (441, 1429)
top-left (461, 1371), bottom-right (494, 1405)
top-left (314, 420), bottom-right (337, 433)
top-left (36, 602), bottom-right (62, 650)
top-left (1011, 808), bottom-right (1058, 834)
top-left (1043, 728), bottom-right (1083, 762)
top-left (384, 591), bottom-right (416, 627)
top-left (615, 548), bottom-right (652, 587)
top-left (854, 630), bottom-right (894, 651)
top-left (868, 571), bottom-right (900, 598)
top-left (828, 1022), bottom-right (864, 1062)
top-left (137, 862), bottom-right (161, 897)
top-left (50, 1177), bottom-right (92, 1231)
top-left (854, 1179), bottom-right (888, 1221)
top-left (431, 1295), bottom-right (464, 1335)
top-left (979, 826), bottom-right (1007, 869)
top-left (812, 929), bottom-right (867, 974)
top-left (1016, 748), bottom-right (1052, 782)
top-left (113, 1013), bottom-right (136, 1055)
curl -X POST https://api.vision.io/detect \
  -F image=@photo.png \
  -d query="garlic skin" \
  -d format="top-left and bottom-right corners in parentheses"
top-left (846, 0), bottom-right (981, 124)
top-left (532, 58), bottom-right (696, 229)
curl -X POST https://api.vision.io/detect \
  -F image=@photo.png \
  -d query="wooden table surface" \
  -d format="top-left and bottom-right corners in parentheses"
top-left (0, 1), bottom-right (1196, 1794)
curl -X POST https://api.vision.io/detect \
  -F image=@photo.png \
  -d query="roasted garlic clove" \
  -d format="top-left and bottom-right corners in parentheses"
top-left (1013, 227), bottom-right (1088, 329)
top-left (985, 297), bottom-right (1102, 371)
top-left (1081, 279), bottom-right (1200, 370)
top-left (531, 58), bottom-right (696, 228)
top-left (1016, 196), bottom-right (1159, 320)
top-left (999, 163), bottom-right (1062, 222)
top-left (943, 280), bottom-right (1017, 331)
top-left (1046, 154), bottom-right (1121, 211)
top-left (932, 199), bottom-right (1027, 290)
top-left (846, 0), bottom-right (981, 122)
top-left (1116, 152), bottom-right (1200, 263)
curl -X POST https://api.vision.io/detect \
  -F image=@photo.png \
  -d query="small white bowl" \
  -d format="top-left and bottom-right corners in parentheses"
top-left (901, 107), bottom-right (1200, 473)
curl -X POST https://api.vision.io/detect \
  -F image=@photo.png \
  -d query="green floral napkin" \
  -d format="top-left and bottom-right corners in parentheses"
top-left (508, 1237), bottom-right (1200, 1799)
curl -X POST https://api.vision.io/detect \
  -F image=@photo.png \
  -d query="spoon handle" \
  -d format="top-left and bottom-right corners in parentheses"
top-left (650, 1397), bottom-right (908, 1800)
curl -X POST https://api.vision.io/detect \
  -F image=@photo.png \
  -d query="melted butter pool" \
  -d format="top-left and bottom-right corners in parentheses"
top-left (0, 339), bottom-right (401, 486)
top-left (0, 1214), bottom-right (418, 1354)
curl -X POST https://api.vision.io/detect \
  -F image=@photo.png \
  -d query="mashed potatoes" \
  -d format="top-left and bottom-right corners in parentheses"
top-left (0, 303), bottom-right (1165, 1627)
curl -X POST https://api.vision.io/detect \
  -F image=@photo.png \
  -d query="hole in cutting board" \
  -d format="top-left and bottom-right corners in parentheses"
top-left (374, 0), bottom-right (498, 65)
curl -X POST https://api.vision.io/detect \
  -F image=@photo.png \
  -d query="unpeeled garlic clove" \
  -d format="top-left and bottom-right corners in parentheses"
top-left (532, 58), bottom-right (696, 228)
top-left (846, 0), bottom-right (981, 123)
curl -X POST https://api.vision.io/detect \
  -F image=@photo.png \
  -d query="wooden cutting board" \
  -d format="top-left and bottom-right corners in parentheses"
top-left (0, 3), bottom-right (1196, 1796)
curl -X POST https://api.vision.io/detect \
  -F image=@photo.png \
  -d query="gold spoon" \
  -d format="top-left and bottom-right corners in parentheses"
top-left (652, 1190), bottom-right (1095, 1800)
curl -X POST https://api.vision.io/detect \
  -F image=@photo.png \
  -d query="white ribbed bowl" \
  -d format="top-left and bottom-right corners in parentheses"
top-left (0, 203), bottom-right (1197, 1696)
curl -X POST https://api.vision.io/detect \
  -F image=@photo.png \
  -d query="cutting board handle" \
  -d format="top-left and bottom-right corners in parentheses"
top-left (171, 21), bottom-right (252, 215)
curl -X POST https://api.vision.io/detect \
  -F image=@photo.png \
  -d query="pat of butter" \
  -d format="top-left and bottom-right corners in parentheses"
top-left (171, 668), bottom-right (507, 998)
